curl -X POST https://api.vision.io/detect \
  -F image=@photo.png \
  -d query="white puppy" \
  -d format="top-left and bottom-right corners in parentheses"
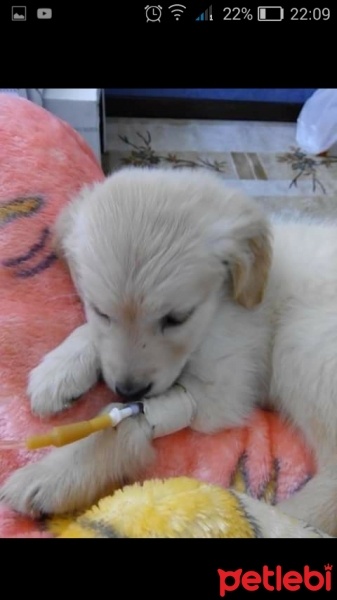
top-left (1, 167), bottom-right (337, 535)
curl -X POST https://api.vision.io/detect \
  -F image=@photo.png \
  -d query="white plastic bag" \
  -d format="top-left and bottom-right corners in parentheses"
top-left (296, 89), bottom-right (337, 155)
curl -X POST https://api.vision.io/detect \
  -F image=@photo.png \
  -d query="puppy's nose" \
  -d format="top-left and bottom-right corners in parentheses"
top-left (115, 381), bottom-right (152, 402)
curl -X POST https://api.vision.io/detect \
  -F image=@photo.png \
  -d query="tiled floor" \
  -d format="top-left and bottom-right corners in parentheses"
top-left (103, 117), bottom-right (337, 221)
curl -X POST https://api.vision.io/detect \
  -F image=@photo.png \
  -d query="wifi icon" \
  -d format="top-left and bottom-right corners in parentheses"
top-left (168, 4), bottom-right (187, 20)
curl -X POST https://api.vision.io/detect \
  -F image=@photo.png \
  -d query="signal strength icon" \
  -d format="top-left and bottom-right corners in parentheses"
top-left (168, 4), bottom-right (186, 20)
top-left (196, 5), bottom-right (213, 20)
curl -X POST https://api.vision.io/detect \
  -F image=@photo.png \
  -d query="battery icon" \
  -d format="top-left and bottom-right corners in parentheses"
top-left (258, 6), bottom-right (284, 21)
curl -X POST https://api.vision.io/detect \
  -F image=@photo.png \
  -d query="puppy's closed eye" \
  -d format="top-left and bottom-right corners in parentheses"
top-left (92, 305), bottom-right (111, 322)
top-left (161, 309), bottom-right (195, 331)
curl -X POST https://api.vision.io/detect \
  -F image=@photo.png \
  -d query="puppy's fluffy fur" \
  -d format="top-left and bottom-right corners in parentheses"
top-left (1, 167), bottom-right (337, 535)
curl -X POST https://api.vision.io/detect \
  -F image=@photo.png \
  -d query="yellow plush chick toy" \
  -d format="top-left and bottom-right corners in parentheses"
top-left (48, 477), bottom-right (331, 538)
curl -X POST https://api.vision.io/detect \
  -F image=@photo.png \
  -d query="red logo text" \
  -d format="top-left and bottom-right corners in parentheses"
top-left (218, 564), bottom-right (332, 595)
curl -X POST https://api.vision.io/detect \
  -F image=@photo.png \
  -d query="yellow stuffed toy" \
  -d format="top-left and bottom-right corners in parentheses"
top-left (48, 477), bottom-right (331, 539)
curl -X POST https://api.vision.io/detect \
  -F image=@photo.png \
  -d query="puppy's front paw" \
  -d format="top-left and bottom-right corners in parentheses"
top-left (0, 461), bottom-right (74, 517)
top-left (0, 404), bottom-right (155, 518)
top-left (0, 431), bottom-right (106, 516)
top-left (28, 324), bottom-right (100, 417)
top-left (28, 357), bottom-right (82, 417)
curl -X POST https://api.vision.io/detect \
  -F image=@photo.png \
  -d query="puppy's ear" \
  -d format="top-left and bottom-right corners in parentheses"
top-left (207, 197), bottom-right (272, 308)
top-left (51, 190), bottom-right (88, 287)
top-left (52, 203), bottom-right (73, 261)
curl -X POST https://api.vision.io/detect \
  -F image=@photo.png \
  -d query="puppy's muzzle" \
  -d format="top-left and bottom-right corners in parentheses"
top-left (115, 381), bottom-right (152, 403)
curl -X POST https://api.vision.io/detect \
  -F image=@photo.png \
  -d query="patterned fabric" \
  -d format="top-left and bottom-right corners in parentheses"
top-left (49, 477), bottom-right (330, 538)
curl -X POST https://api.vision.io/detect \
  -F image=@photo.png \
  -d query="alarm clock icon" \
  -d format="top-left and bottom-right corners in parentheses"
top-left (145, 5), bottom-right (163, 22)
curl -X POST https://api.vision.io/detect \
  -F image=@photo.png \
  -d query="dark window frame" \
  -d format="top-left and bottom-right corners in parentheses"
top-left (105, 95), bottom-right (304, 123)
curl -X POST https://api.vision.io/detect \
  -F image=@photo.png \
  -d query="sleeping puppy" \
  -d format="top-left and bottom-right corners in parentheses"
top-left (1, 167), bottom-right (337, 536)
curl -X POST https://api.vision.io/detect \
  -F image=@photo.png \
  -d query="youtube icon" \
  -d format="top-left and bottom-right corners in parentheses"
top-left (37, 8), bottom-right (52, 19)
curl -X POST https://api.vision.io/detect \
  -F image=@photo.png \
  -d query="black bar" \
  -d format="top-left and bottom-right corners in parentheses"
top-left (105, 95), bottom-right (304, 123)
